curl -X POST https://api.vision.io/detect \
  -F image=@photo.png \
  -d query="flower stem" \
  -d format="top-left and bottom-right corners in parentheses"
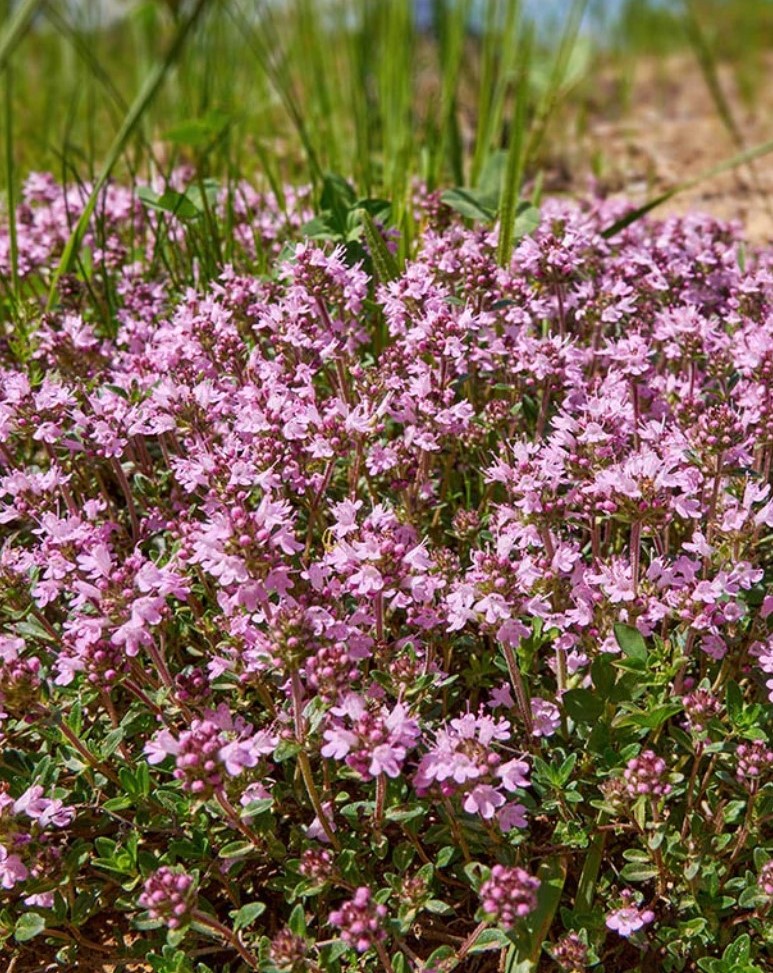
top-left (215, 789), bottom-right (262, 846)
top-left (57, 717), bottom-right (121, 787)
top-left (501, 642), bottom-right (533, 737)
top-left (442, 922), bottom-right (489, 973)
top-left (374, 940), bottom-right (396, 973)
top-left (297, 749), bottom-right (341, 850)
top-left (192, 910), bottom-right (259, 969)
top-left (374, 773), bottom-right (386, 833)
top-left (442, 796), bottom-right (471, 863)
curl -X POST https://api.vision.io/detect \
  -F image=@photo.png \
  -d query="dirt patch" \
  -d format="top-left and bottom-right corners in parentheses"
top-left (556, 52), bottom-right (773, 241)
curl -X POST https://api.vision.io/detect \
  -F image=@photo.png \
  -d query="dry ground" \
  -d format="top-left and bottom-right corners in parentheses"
top-left (557, 52), bottom-right (773, 242)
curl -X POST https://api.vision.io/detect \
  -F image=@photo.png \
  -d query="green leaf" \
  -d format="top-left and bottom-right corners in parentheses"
top-left (620, 862), bottom-right (658, 882)
top-left (100, 727), bottom-right (126, 759)
top-left (273, 739), bottom-right (301, 762)
top-left (563, 688), bottom-right (604, 723)
top-left (591, 654), bottom-right (616, 697)
top-left (616, 702), bottom-right (683, 730)
top-left (391, 953), bottom-right (407, 973)
top-left (321, 940), bottom-right (350, 963)
top-left (738, 887), bottom-right (762, 908)
top-left (723, 935), bottom-right (751, 966)
top-left (697, 960), bottom-right (722, 973)
top-left (554, 753), bottom-right (577, 787)
top-left (137, 186), bottom-right (201, 221)
top-left (231, 902), bottom-right (265, 931)
top-left (463, 861), bottom-right (490, 891)
top-left (726, 681), bottom-right (743, 725)
top-left (287, 903), bottom-right (307, 937)
top-left (359, 208), bottom-right (399, 283)
top-left (167, 923), bottom-right (189, 947)
top-left (218, 841), bottom-right (254, 859)
top-left (384, 804), bottom-right (425, 823)
top-left (240, 798), bottom-right (273, 819)
top-left (513, 202), bottom-right (541, 240)
top-left (319, 173), bottom-right (357, 236)
top-left (103, 796), bottom-right (134, 813)
top-left (468, 927), bottom-right (512, 953)
top-left (425, 946), bottom-right (456, 966)
top-left (94, 836), bottom-right (117, 859)
top-left (425, 899), bottom-right (454, 916)
top-left (440, 187), bottom-right (497, 222)
top-left (15, 912), bottom-right (45, 942)
top-left (613, 623), bottom-right (647, 662)
top-left (163, 111), bottom-right (230, 147)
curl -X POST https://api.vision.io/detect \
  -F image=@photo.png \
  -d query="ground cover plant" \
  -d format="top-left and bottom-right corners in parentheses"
top-left (0, 166), bottom-right (773, 972)
top-left (4, 1), bottom-right (773, 972)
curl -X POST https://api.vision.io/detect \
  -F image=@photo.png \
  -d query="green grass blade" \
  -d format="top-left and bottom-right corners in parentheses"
top-left (359, 208), bottom-right (399, 283)
top-left (682, 0), bottom-right (743, 151)
top-left (681, 0), bottom-right (773, 223)
top-left (228, 0), bottom-right (323, 185)
top-left (497, 28), bottom-right (532, 267)
top-left (0, 0), bottom-right (43, 76)
top-left (3, 41), bottom-right (18, 297)
top-left (602, 132), bottom-right (773, 239)
top-left (575, 811), bottom-right (609, 914)
top-left (45, 0), bottom-right (212, 311)
top-left (470, 0), bottom-right (521, 188)
top-left (506, 854), bottom-right (568, 971)
top-left (524, 0), bottom-right (587, 169)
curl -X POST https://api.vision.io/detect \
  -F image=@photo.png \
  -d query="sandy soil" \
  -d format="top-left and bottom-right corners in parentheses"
top-left (557, 52), bottom-right (773, 242)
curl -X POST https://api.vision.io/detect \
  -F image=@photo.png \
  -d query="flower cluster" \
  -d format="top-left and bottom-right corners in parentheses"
top-left (479, 865), bottom-right (540, 928)
top-left (1, 174), bottom-right (773, 970)
top-left (414, 711), bottom-right (530, 828)
top-left (145, 706), bottom-right (276, 799)
top-left (138, 868), bottom-right (197, 929)
top-left (623, 749), bottom-right (672, 799)
top-left (735, 739), bottom-right (773, 790)
top-left (328, 887), bottom-right (388, 953)
top-left (321, 693), bottom-right (421, 780)
top-left (0, 784), bottom-right (74, 894)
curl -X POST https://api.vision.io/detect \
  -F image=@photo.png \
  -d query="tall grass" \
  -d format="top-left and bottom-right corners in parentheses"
top-left (2, 0), bottom-right (773, 309)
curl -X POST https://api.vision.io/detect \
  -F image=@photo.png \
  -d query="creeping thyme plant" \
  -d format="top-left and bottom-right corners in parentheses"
top-left (1, 171), bottom-right (773, 973)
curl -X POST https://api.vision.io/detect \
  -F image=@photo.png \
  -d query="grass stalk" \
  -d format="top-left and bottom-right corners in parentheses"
top-left (46, 0), bottom-right (212, 311)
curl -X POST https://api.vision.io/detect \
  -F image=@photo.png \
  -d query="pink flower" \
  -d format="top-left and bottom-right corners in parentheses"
top-left (306, 802), bottom-right (337, 844)
top-left (530, 697), bottom-right (560, 737)
top-left (606, 902), bottom-right (655, 937)
top-left (0, 845), bottom-right (28, 888)
top-left (497, 802), bottom-right (528, 831)
top-left (463, 784), bottom-right (505, 819)
top-left (329, 887), bottom-right (387, 953)
top-left (479, 865), bottom-right (540, 928)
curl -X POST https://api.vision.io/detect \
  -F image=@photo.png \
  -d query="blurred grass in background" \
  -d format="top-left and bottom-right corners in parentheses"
top-left (2, 0), bottom-right (773, 270)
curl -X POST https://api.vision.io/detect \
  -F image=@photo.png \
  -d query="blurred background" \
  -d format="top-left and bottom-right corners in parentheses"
top-left (4, 0), bottom-right (773, 239)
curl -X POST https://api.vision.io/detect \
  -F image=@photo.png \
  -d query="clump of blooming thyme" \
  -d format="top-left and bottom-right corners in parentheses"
top-left (328, 887), bottom-right (388, 953)
top-left (479, 865), bottom-right (540, 928)
top-left (138, 867), bottom-right (197, 929)
top-left (3, 174), bottom-right (773, 969)
top-left (623, 749), bottom-right (672, 799)
top-left (735, 739), bottom-right (773, 789)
